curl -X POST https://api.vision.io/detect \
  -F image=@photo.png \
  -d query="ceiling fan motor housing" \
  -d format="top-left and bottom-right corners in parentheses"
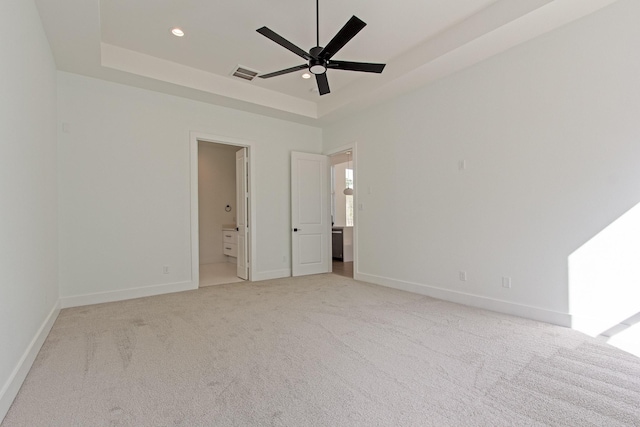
top-left (310, 46), bottom-right (323, 57)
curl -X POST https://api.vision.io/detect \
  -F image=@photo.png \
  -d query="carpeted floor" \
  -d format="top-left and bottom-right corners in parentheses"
top-left (3, 274), bottom-right (640, 426)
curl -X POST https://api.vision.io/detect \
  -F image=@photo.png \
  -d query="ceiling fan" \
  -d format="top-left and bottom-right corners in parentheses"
top-left (256, 0), bottom-right (386, 96)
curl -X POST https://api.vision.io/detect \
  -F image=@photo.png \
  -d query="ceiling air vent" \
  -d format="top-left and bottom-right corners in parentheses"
top-left (231, 66), bottom-right (259, 81)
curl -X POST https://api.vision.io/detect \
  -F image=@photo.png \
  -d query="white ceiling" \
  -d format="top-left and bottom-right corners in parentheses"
top-left (35, 0), bottom-right (620, 125)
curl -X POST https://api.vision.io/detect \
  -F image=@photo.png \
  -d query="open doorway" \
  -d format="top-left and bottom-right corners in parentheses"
top-left (330, 149), bottom-right (355, 278)
top-left (197, 140), bottom-right (250, 286)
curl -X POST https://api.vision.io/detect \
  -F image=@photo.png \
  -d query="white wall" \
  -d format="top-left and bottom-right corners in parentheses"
top-left (198, 142), bottom-right (237, 265)
top-left (323, 0), bottom-right (640, 325)
top-left (58, 72), bottom-right (322, 304)
top-left (0, 0), bottom-right (59, 421)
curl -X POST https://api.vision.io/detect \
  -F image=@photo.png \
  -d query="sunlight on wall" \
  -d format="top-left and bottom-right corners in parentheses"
top-left (569, 202), bottom-right (640, 340)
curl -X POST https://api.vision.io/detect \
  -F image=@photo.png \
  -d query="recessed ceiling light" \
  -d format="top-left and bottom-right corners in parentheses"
top-left (171, 28), bottom-right (185, 37)
top-left (302, 73), bottom-right (311, 79)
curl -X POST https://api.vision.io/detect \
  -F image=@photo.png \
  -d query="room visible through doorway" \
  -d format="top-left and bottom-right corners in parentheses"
top-left (197, 140), bottom-right (249, 286)
top-left (330, 149), bottom-right (355, 278)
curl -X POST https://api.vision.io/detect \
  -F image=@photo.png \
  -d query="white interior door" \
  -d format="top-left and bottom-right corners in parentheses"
top-left (291, 152), bottom-right (330, 276)
top-left (236, 148), bottom-right (249, 280)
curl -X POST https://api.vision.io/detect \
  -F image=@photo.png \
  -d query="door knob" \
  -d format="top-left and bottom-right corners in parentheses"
top-left (293, 228), bottom-right (300, 232)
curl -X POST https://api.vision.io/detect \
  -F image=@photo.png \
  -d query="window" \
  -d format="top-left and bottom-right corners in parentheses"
top-left (346, 168), bottom-right (354, 226)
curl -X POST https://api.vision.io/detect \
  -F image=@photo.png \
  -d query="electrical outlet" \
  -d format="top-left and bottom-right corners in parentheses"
top-left (502, 276), bottom-right (512, 288)
top-left (459, 271), bottom-right (467, 281)
top-left (163, 265), bottom-right (169, 274)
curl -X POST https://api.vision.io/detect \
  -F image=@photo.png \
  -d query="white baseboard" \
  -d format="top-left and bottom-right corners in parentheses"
top-left (356, 272), bottom-right (571, 327)
top-left (0, 301), bottom-right (60, 423)
top-left (60, 280), bottom-right (197, 308)
top-left (251, 269), bottom-right (291, 282)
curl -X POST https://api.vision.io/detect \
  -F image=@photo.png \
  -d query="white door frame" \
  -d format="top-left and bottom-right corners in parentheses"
top-left (324, 142), bottom-right (358, 279)
top-left (190, 131), bottom-right (257, 286)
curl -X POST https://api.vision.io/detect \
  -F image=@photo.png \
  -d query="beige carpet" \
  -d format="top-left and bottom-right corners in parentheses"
top-left (3, 274), bottom-right (640, 426)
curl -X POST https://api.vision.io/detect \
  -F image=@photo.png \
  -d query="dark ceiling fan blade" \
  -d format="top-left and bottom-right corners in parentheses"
top-left (259, 64), bottom-right (308, 79)
top-left (318, 16), bottom-right (366, 60)
top-left (316, 73), bottom-right (330, 95)
top-left (257, 27), bottom-right (311, 60)
top-left (327, 60), bottom-right (386, 73)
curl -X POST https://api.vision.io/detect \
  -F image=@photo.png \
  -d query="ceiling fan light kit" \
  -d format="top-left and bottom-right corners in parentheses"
top-left (309, 62), bottom-right (327, 75)
top-left (256, 0), bottom-right (386, 95)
